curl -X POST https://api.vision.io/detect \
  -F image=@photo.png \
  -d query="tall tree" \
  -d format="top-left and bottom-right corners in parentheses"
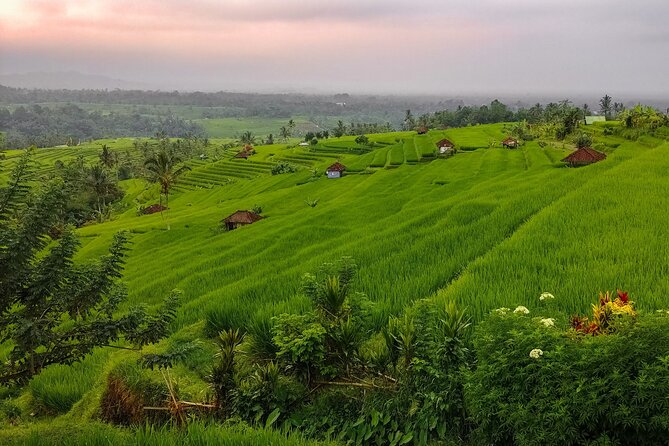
top-left (143, 150), bottom-right (191, 228)
top-left (279, 126), bottom-right (291, 141)
top-left (613, 102), bottom-right (625, 118)
top-left (87, 164), bottom-right (115, 217)
top-left (600, 94), bottom-right (613, 120)
top-left (239, 131), bottom-right (256, 145)
top-left (99, 144), bottom-right (116, 169)
top-left (333, 120), bottom-right (346, 138)
top-left (403, 109), bottom-right (416, 131)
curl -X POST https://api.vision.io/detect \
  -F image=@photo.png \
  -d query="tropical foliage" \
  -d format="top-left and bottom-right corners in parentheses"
top-left (0, 159), bottom-right (180, 384)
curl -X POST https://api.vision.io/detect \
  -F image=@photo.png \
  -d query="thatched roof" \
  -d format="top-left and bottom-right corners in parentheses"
top-left (502, 137), bottom-right (518, 145)
top-left (561, 147), bottom-right (607, 164)
top-left (142, 204), bottom-right (168, 215)
top-left (223, 210), bottom-right (264, 224)
top-left (326, 162), bottom-right (346, 172)
top-left (436, 138), bottom-right (454, 148)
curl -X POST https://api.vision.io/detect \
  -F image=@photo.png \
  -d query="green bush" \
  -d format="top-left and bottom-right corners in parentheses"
top-left (467, 309), bottom-right (669, 445)
top-left (272, 162), bottom-right (298, 175)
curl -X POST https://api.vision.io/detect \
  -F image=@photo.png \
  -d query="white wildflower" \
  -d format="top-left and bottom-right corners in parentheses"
top-left (539, 292), bottom-right (555, 301)
top-left (540, 318), bottom-right (555, 328)
top-left (514, 306), bottom-right (530, 314)
top-left (494, 307), bottom-right (510, 315)
top-left (529, 349), bottom-right (544, 359)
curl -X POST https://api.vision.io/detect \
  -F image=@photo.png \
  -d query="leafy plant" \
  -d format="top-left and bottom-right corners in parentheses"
top-left (0, 163), bottom-right (180, 385)
top-left (208, 329), bottom-right (245, 416)
top-left (570, 290), bottom-right (636, 335)
top-left (271, 162), bottom-right (298, 175)
top-left (573, 132), bottom-right (593, 149)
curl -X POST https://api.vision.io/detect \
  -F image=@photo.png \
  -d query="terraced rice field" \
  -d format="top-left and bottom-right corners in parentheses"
top-left (3, 123), bottom-right (669, 420)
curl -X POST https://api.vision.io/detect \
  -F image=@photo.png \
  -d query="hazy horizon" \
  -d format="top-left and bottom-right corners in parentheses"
top-left (2, 0), bottom-right (669, 96)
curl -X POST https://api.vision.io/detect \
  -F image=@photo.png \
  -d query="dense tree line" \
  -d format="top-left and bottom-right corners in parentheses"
top-left (0, 85), bottom-right (462, 127)
top-left (0, 103), bottom-right (204, 149)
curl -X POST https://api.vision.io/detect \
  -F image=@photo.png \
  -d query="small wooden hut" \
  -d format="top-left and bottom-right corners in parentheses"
top-left (326, 162), bottom-right (346, 179)
top-left (561, 147), bottom-right (607, 167)
top-left (502, 137), bottom-right (519, 148)
top-left (436, 138), bottom-right (454, 154)
top-left (222, 210), bottom-right (264, 230)
top-left (416, 126), bottom-right (429, 135)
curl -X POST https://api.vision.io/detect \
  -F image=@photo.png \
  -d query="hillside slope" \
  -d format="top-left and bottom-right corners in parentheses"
top-left (2, 123), bottom-right (669, 427)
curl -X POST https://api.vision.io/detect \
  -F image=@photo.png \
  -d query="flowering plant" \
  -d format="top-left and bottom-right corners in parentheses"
top-left (570, 290), bottom-right (636, 335)
top-left (529, 348), bottom-right (543, 359)
top-left (539, 292), bottom-right (555, 301)
top-left (539, 318), bottom-right (555, 328)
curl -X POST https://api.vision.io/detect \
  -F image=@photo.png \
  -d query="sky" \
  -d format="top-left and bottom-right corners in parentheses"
top-left (1, 0), bottom-right (668, 95)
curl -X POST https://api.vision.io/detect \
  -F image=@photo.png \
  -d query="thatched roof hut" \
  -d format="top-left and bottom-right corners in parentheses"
top-left (326, 162), bottom-right (346, 179)
top-left (561, 147), bottom-right (607, 166)
top-left (222, 210), bottom-right (264, 230)
top-left (502, 137), bottom-right (519, 148)
top-left (436, 138), bottom-right (454, 149)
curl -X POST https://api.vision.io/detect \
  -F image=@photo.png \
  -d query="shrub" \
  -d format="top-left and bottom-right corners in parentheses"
top-left (271, 162), bottom-right (298, 175)
top-left (573, 132), bottom-right (594, 148)
top-left (467, 304), bottom-right (669, 445)
top-left (355, 135), bottom-right (369, 146)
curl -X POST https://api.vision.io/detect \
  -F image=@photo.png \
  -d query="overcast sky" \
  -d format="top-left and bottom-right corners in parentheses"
top-left (1, 0), bottom-right (668, 95)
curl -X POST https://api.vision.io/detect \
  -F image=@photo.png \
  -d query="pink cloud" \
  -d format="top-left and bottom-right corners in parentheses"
top-left (1, 0), bottom-right (500, 61)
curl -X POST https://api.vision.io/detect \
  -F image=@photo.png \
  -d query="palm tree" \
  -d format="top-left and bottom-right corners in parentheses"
top-left (279, 126), bottom-right (290, 141)
top-left (599, 94), bottom-right (612, 120)
top-left (99, 144), bottom-right (116, 169)
top-left (143, 150), bottom-right (191, 228)
top-left (239, 131), bottom-right (256, 145)
top-left (87, 164), bottom-right (114, 218)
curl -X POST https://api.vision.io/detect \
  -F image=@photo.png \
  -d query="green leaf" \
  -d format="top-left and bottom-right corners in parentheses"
top-left (265, 407), bottom-right (281, 428)
top-left (399, 432), bottom-right (413, 445)
top-left (371, 410), bottom-right (379, 427)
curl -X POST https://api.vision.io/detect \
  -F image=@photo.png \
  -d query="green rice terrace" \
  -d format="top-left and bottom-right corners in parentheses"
top-left (2, 121), bottom-right (669, 445)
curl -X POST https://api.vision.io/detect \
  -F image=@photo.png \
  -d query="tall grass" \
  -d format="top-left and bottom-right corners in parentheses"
top-left (1, 421), bottom-right (336, 446)
top-left (28, 350), bottom-right (110, 414)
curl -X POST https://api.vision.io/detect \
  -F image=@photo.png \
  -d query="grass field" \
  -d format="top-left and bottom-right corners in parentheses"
top-left (2, 123), bottom-right (669, 440)
top-left (195, 116), bottom-right (329, 138)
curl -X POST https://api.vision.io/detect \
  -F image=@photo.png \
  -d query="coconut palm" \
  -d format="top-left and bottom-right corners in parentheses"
top-left (87, 164), bottom-right (115, 217)
top-left (143, 150), bottom-right (191, 227)
top-left (279, 126), bottom-right (290, 141)
top-left (99, 144), bottom-right (116, 169)
top-left (239, 131), bottom-right (256, 145)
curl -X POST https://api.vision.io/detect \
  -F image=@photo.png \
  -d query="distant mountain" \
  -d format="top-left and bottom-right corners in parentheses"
top-left (0, 71), bottom-right (148, 90)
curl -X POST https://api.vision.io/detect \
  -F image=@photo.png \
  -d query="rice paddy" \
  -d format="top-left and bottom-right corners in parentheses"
top-left (2, 122), bottom-right (669, 435)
